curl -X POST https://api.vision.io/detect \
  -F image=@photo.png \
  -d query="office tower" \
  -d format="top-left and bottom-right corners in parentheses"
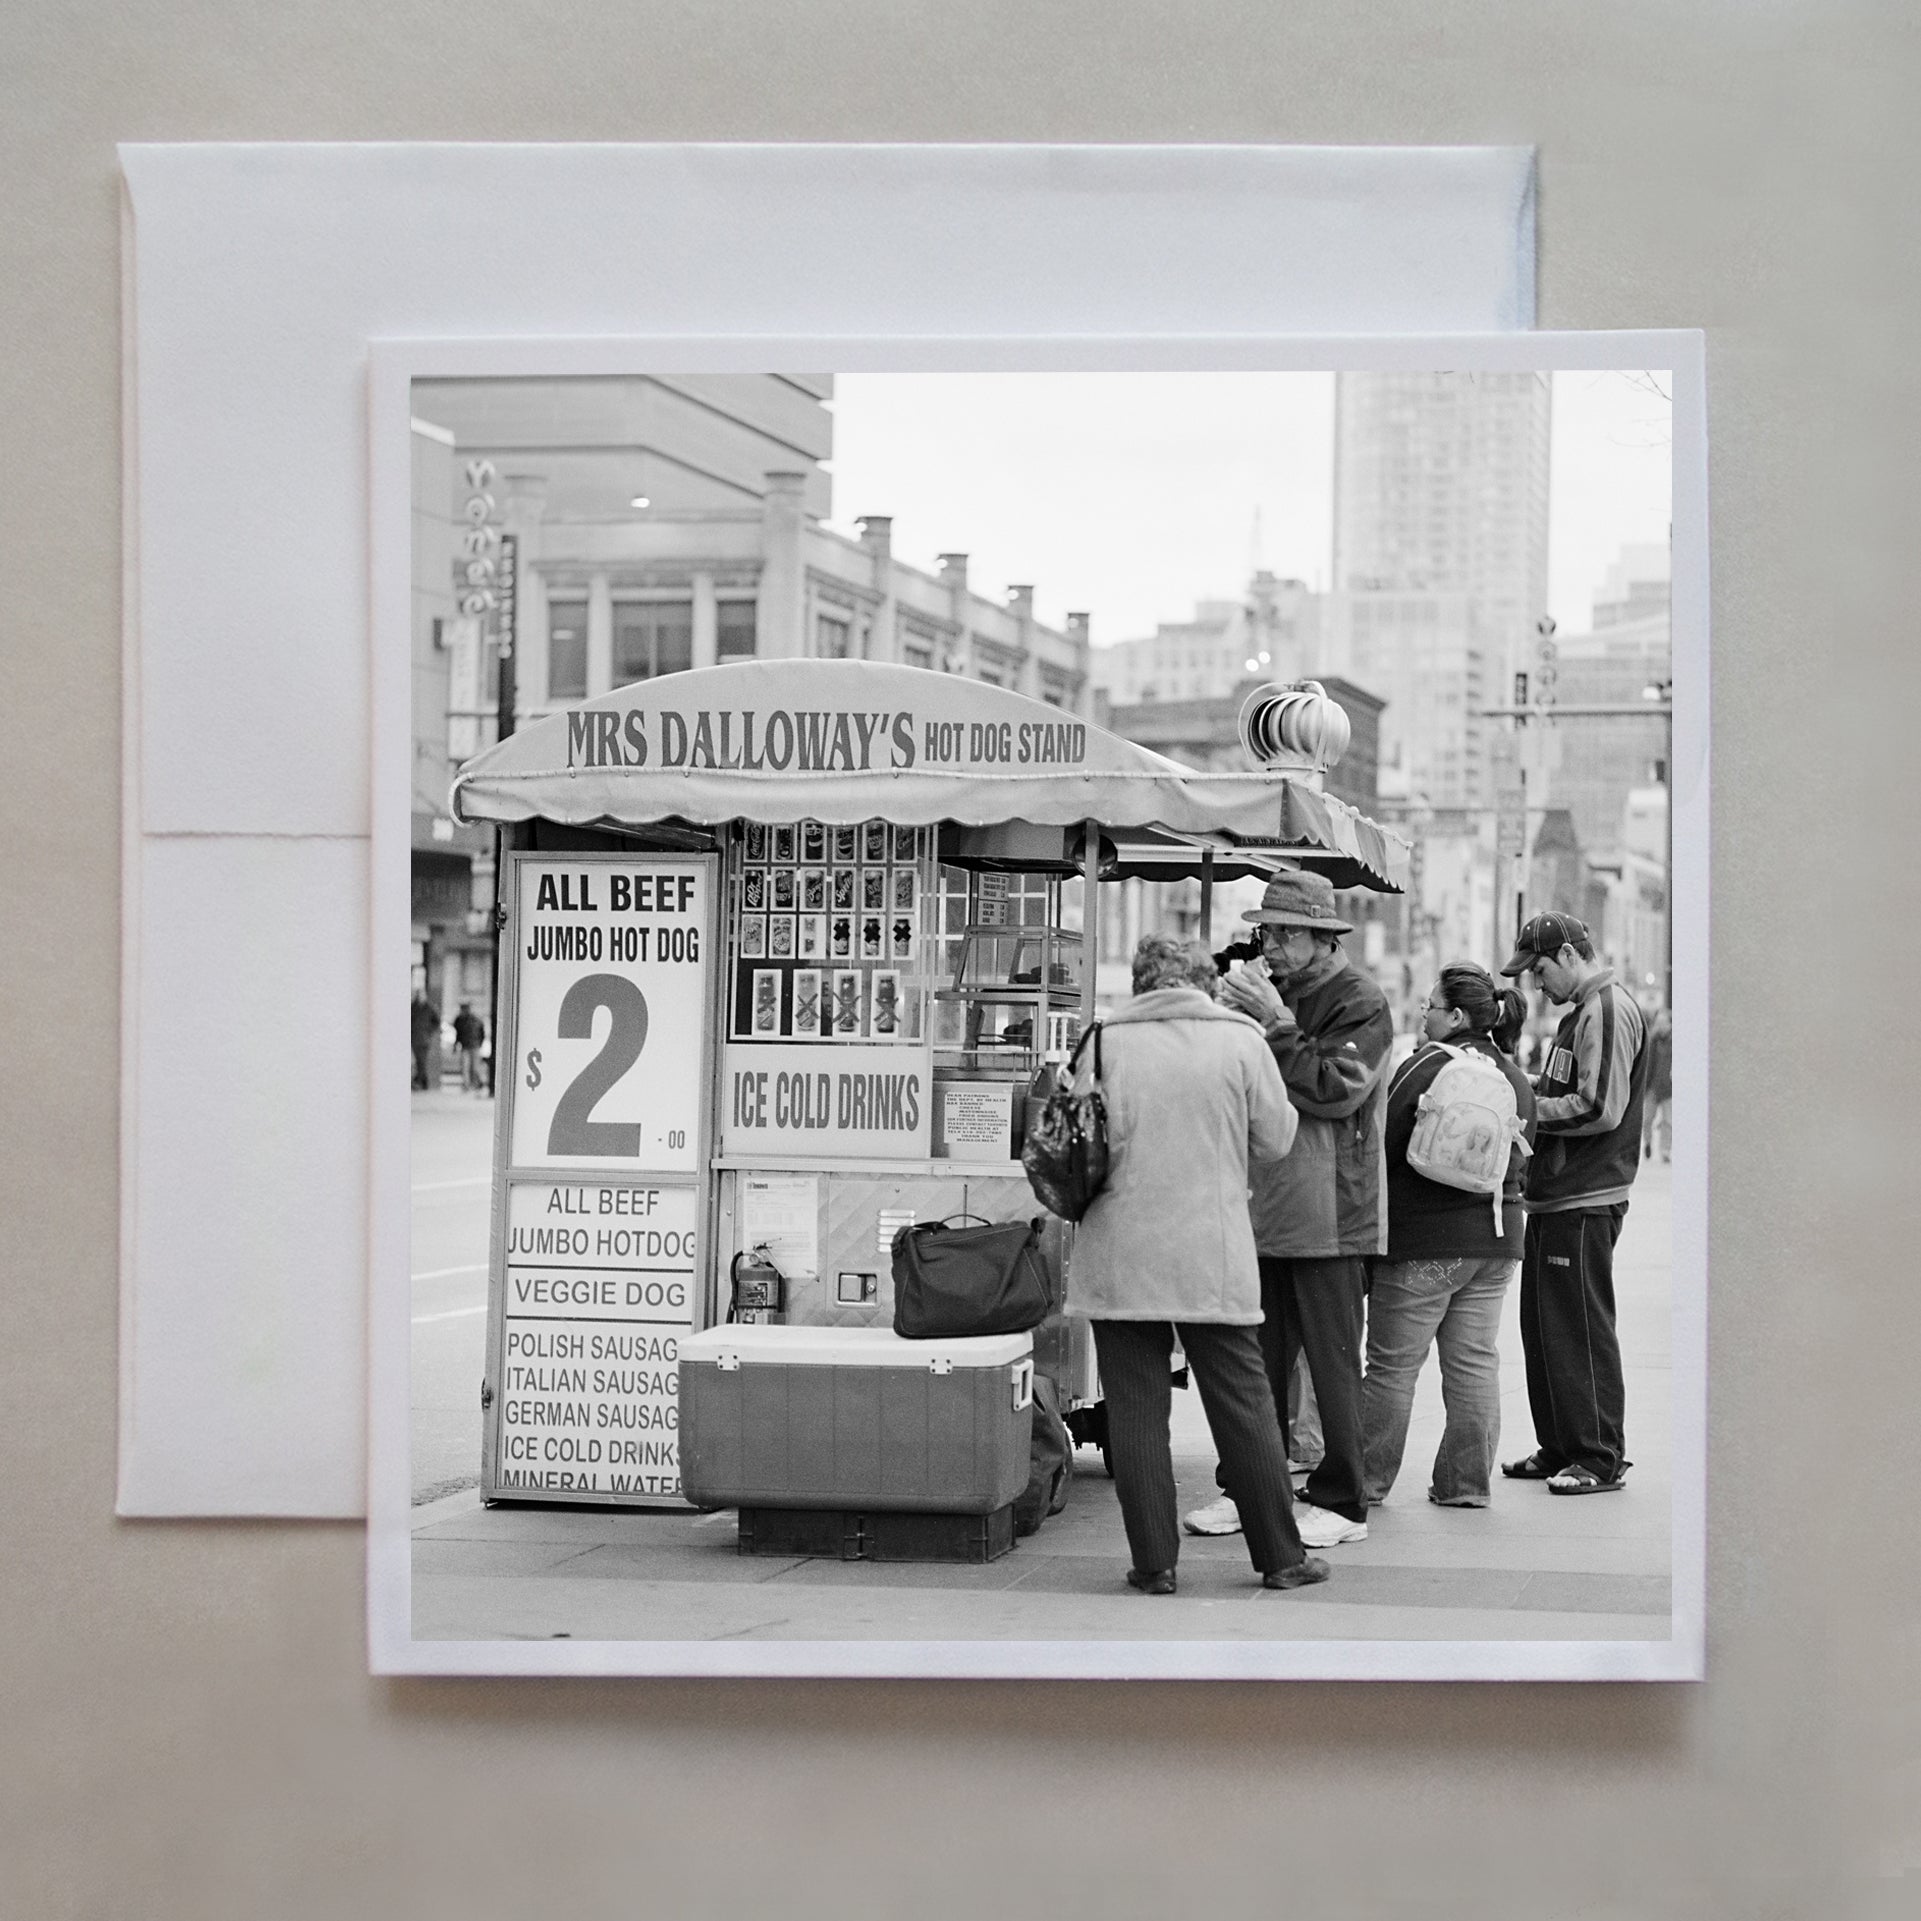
top-left (1327, 371), bottom-right (1552, 807)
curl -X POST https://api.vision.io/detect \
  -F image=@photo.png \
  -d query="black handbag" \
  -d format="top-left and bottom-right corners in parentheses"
top-left (1020, 1023), bottom-right (1109, 1222)
top-left (890, 1213), bottom-right (1053, 1339)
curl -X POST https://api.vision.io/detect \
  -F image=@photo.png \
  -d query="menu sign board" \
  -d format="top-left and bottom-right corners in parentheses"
top-left (490, 1181), bottom-right (697, 1500)
top-left (484, 853), bottom-right (717, 1507)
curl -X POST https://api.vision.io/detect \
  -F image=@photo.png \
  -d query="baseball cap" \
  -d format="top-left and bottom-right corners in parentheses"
top-left (1499, 911), bottom-right (1589, 977)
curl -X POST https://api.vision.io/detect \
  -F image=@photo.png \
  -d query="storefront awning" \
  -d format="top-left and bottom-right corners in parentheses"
top-left (451, 660), bottom-right (1406, 892)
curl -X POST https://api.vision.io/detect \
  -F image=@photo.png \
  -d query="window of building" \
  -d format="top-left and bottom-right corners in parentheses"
top-left (902, 638), bottom-right (934, 671)
top-left (547, 599), bottom-right (588, 701)
top-left (613, 600), bottom-right (693, 683)
top-left (816, 611), bottom-right (853, 659)
top-left (717, 600), bottom-right (757, 661)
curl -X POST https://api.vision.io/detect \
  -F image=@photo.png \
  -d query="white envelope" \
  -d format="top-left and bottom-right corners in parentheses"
top-left (119, 142), bottom-right (1536, 1516)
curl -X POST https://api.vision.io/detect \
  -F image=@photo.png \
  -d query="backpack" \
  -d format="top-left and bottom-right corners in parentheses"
top-left (1011, 1371), bottom-right (1073, 1537)
top-left (1405, 1043), bottom-right (1532, 1232)
top-left (1020, 1023), bottom-right (1109, 1222)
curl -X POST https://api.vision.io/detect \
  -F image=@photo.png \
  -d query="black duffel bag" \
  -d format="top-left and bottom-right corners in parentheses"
top-left (890, 1213), bottom-right (1052, 1340)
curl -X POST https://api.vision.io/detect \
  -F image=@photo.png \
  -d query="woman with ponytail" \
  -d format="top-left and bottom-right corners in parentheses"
top-left (1361, 962), bottom-right (1537, 1509)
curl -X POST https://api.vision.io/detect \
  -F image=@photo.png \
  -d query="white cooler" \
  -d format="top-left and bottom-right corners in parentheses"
top-left (678, 1325), bottom-right (1034, 1516)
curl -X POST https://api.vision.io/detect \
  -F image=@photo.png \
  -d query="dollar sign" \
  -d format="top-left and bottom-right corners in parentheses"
top-left (525, 1048), bottom-right (542, 1090)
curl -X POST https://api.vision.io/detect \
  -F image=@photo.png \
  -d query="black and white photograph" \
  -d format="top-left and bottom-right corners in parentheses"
top-left (385, 339), bottom-right (1704, 1679)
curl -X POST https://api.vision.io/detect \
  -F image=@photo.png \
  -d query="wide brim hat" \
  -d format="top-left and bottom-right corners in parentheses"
top-left (1240, 867), bottom-right (1353, 935)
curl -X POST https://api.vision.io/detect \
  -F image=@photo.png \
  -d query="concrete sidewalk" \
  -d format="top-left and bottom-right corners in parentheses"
top-left (411, 1164), bottom-right (1674, 1647)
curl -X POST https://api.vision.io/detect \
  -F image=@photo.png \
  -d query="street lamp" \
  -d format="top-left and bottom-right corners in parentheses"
top-left (1403, 790), bottom-right (1432, 1004)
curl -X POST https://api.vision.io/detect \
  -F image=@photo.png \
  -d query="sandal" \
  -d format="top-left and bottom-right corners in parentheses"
top-left (1500, 1451), bottom-right (1557, 1480)
top-left (1546, 1465), bottom-right (1625, 1496)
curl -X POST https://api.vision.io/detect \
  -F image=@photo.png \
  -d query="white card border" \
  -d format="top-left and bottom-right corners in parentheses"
top-left (369, 328), bottom-right (1707, 1682)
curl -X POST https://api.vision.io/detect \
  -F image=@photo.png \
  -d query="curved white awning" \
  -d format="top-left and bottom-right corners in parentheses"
top-left (451, 660), bottom-right (1406, 890)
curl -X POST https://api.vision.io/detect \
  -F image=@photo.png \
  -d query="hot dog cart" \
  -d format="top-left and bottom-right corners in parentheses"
top-left (447, 658), bottom-right (1404, 1506)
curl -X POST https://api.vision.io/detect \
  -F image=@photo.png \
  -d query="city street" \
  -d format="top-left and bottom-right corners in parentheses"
top-left (410, 1090), bottom-right (495, 1505)
top-left (410, 1089), bottom-right (1676, 1644)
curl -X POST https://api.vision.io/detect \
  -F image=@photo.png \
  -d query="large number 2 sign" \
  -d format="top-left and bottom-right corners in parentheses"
top-left (546, 974), bottom-right (649, 1157)
top-left (508, 855), bottom-right (708, 1175)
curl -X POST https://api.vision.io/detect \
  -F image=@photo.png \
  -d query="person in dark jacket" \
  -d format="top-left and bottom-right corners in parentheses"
top-left (1183, 868), bottom-right (1394, 1550)
top-left (452, 1001), bottom-right (487, 1093)
top-left (409, 989), bottom-right (439, 1090)
top-left (1641, 1005), bottom-right (1672, 1161)
top-left (1498, 913), bottom-right (1649, 1495)
top-left (1361, 963), bottom-right (1537, 1508)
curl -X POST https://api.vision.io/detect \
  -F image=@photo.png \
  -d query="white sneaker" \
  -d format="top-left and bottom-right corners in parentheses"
top-left (1182, 1495), bottom-right (1243, 1536)
top-left (1294, 1501), bottom-right (1368, 1547)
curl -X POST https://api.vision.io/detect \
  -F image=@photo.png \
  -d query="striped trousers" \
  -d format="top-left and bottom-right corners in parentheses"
top-left (1093, 1319), bottom-right (1308, 1576)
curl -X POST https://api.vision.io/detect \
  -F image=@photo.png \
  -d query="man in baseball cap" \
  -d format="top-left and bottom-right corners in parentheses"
top-left (1499, 911), bottom-right (1590, 981)
top-left (1182, 868), bottom-right (1393, 1550)
top-left (1497, 912), bottom-right (1651, 1495)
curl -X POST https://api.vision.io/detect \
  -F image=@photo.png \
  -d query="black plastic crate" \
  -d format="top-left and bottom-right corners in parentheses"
top-left (737, 1507), bottom-right (864, 1560)
top-left (737, 1503), bottom-right (1016, 1564)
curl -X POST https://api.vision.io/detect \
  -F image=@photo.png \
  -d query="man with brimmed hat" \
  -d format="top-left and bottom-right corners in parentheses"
top-left (1182, 867), bottom-right (1394, 1550)
top-left (1496, 911), bottom-right (1649, 1496)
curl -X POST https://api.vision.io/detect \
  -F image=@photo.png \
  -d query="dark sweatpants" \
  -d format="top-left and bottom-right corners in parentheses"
top-left (1094, 1320), bottom-right (1308, 1578)
top-left (1518, 1204), bottom-right (1629, 1481)
top-left (1219, 1254), bottom-right (1370, 1522)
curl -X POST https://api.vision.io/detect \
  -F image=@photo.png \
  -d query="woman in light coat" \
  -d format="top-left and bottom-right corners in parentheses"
top-left (1068, 935), bottom-right (1329, 1596)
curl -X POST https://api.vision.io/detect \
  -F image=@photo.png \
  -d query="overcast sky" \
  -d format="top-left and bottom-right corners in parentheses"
top-left (823, 369), bottom-right (1672, 645)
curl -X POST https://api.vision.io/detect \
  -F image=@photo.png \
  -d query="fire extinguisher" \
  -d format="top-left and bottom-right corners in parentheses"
top-left (728, 1245), bottom-right (787, 1324)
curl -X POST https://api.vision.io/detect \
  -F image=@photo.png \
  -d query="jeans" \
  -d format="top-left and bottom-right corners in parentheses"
top-left (1362, 1255), bottom-right (1517, 1506)
top-left (1286, 1351), bottom-right (1323, 1469)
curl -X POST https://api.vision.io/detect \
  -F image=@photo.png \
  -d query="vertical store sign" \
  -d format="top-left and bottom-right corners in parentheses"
top-left (483, 853), bottom-right (716, 1505)
top-left (449, 460), bottom-right (513, 760)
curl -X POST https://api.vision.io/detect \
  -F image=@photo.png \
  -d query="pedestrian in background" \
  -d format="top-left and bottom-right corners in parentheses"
top-left (1499, 914), bottom-right (1649, 1496)
top-left (410, 987), bottom-right (439, 1091)
top-left (1362, 963), bottom-right (1536, 1509)
top-left (1185, 869), bottom-right (1394, 1551)
top-left (1642, 1005), bottom-right (1672, 1162)
top-left (1068, 935), bottom-right (1328, 1596)
top-left (453, 1001), bottom-right (487, 1093)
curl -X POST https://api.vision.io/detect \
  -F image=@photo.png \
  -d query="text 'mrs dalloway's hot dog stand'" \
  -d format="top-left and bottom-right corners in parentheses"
top-left (448, 659), bottom-right (1405, 1508)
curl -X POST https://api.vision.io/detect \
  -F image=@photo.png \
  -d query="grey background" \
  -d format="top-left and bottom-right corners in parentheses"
top-left (1, 4), bottom-right (1912, 1916)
